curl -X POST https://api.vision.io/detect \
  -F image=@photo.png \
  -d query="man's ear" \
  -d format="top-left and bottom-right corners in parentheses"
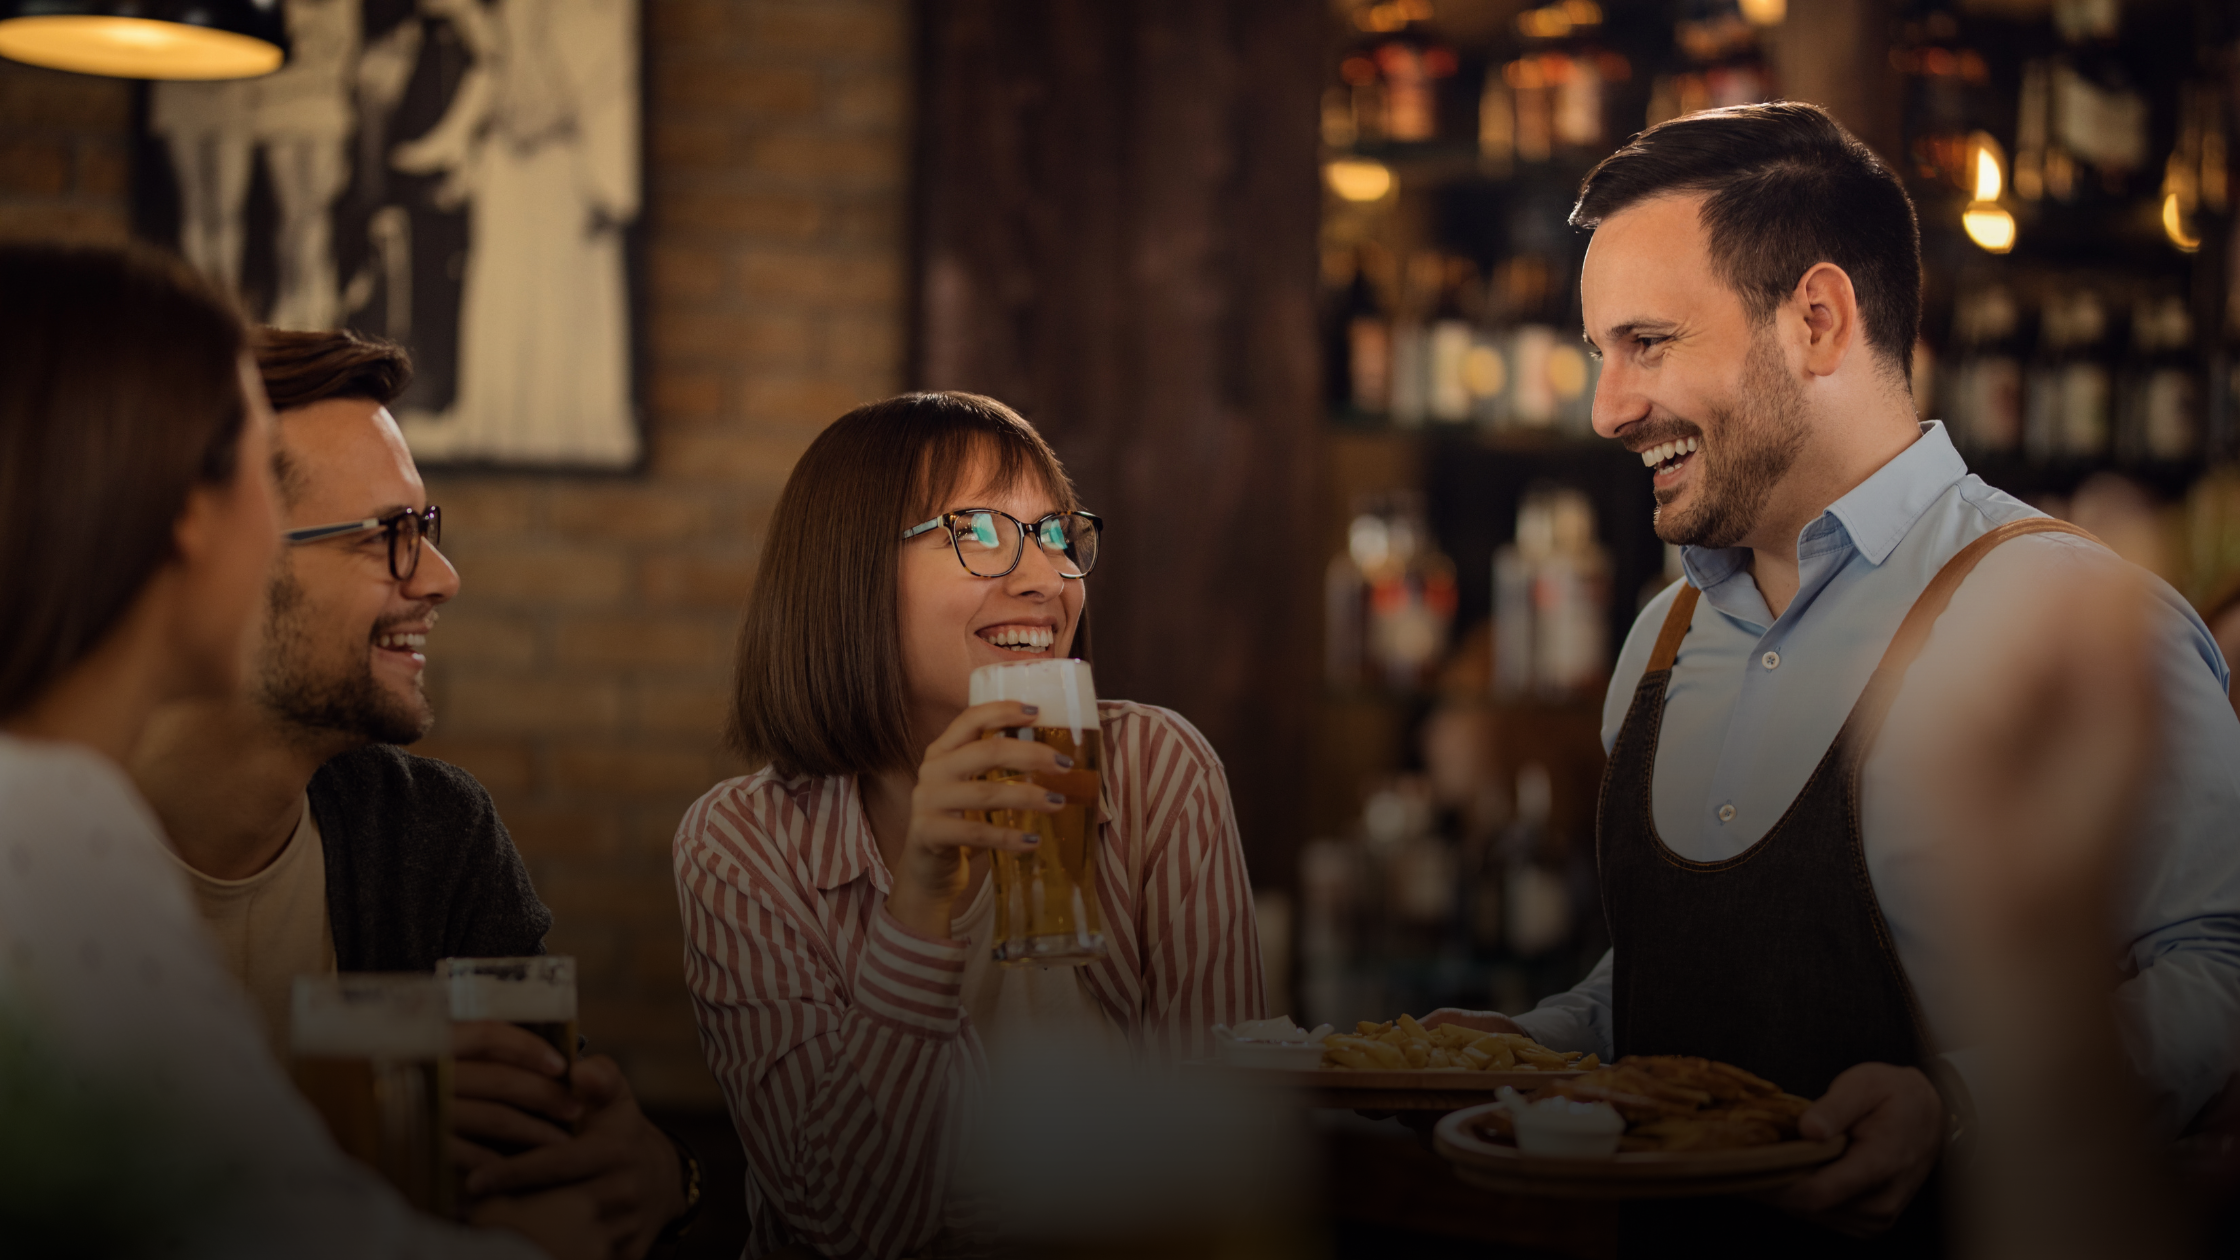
top-left (1794, 261), bottom-right (1861, 379)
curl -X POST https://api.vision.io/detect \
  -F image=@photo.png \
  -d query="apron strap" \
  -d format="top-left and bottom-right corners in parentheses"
top-left (1846, 517), bottom-right (2103, 749)
top-left (1646, 583), bottom-right (1701, 673)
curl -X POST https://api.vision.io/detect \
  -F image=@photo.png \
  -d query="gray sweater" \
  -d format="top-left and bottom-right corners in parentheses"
top-left (306, 744), bottom-right (552, 972)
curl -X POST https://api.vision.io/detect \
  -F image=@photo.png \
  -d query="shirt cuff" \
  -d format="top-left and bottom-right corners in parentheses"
top-left (1510, 1007), bottom-right (1593, 1057)
top-left (855, 904), bottom-right (971, 1037)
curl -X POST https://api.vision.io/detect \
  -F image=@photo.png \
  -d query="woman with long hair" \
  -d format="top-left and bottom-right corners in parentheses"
top-left (675, 391), bottom-right (1265, 1258)
top-left (0, 244), bottom-right (594, 1258)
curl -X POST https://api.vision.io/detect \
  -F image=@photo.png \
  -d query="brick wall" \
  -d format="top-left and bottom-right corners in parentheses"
top-left (0, 0), bottom-right (914, 1108)
top-left (0, 62), bottom-right (130, 243)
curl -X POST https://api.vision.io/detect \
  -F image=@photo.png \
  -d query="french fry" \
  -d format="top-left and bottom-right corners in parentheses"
top-left (1324, 1043), bottom-right (1376, 1070)
top-left (1318, 1014), bottom-right (1592, 1075)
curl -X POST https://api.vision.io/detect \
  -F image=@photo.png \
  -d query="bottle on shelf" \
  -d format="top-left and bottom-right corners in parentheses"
top-left (1493, 486), bottom-right (1611, 699)
top-left (1893, 0), bottom-right (1992, 194)
top-left (2117, 295), bottom-right (2199, 465)
top-left (1428, 258), bottom-right (1480, 425)
top-left (1945, 284), bottom-right (2024, 454)
top-left (2027, 289), bottom-right (2114, 463)
top-left (1331, 245), bottom-right (1392, 419)
top-left (1331, 493), bottom-right (1459, 693)
top-left (1500, 763), bottom-right (1571, 958)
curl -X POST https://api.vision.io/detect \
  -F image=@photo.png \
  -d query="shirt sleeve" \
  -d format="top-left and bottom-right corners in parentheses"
top-left (672, 796), bottom-right (988, 1260)
top-left (0, 747), bottom-right (539, 1259)
top-left (1511, 948), bottom-right (1615, 1061)
top-left (1120, 713), bottom-right (1267, 1062)
top-left (1878, 538), bottom-right (2240, 1137)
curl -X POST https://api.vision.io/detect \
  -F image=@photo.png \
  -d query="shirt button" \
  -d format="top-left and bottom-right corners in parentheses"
top-left (1718, 803), bottom-right (1737, 823)
top-left (1762, 651), bottom-right (1781, 670)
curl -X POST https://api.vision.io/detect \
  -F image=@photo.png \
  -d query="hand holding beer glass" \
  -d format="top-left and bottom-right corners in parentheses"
top-left (971, 659), bottom-right (1107, 965)
top-left (291, 974), bottom-right (454, 1216)
top-left (444, 957), bottom-right (585, 1168)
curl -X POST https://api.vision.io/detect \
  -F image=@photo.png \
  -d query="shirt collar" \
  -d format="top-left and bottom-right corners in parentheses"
top-left (1678, 420), bottom-right (1965, 586)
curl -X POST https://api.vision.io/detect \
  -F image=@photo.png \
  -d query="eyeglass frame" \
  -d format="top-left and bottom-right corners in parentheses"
top-left (899, 508), bottom-right (1104, 579)
top-left (284, 505), bottom-right (443, 581)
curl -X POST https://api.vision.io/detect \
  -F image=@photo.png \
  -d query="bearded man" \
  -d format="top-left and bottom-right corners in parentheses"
top-left (1427, 103), bottom-right (2240, 1252)
top-left (132, 329), bottom-right (696, 1258)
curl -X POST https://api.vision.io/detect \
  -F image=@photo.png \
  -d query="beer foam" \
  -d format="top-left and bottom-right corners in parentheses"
top-left (447, 974), bottom-right (578, 1022)
top-left (969, 659), bottom-right (1098, 738)
top-left (291, 976), bottom-right (450, 1058)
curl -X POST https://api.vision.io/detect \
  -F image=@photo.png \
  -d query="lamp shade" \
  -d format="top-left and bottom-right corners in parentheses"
top-left (0, 0), bottom-right (287, 80)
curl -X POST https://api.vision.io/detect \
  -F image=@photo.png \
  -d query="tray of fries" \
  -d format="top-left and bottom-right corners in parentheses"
top-left (1432, 1055), bottom-right (1844, 1198)
top-left (1189, 1015), bottom-right (1591, 1111)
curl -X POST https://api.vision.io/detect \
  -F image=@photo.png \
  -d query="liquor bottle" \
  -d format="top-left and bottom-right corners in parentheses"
top-left (1427, 259), bottom-right (1478, 425)
top-left (1531, 488), bottom-right (1611, 697)
top-left (2117, 296), bottom-right (2199, 465)
top-left (1947, 285), bottom-right (2024, 453)
top-left (1893, 0), bottom-right (1991, 193)
top-left (1332, 247), bottom-right (1391, 418)
top-left (1502, 763), bottom-right (1571, 959)
top-left (1364, 494), bottom-right (1458, 692)
top-left (2058, 291), bottom-right (2114, 460)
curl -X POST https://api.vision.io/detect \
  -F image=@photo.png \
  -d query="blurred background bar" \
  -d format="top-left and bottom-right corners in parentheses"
top-left (5, 0), bottom-right (2239, 1253)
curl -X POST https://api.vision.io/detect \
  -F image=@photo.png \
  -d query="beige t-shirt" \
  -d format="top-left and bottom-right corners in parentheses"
top-left (166, 796), bottom-right (338, 1057)
top-left (951, 869), bottom-right (1131, 1061)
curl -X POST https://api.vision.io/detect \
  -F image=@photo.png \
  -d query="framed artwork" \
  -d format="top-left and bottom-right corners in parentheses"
top-left (133, 0), bottom-right (643, 469)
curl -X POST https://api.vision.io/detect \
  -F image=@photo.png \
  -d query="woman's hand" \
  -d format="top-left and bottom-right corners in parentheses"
top-left (883, 700), bottom-right (1070, 939)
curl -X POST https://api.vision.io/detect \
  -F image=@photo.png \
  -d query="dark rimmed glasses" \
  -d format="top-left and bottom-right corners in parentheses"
top-left (901, 508), bottom-right (1103, 578)
top-left (285, 505), bottom-right (443, 581)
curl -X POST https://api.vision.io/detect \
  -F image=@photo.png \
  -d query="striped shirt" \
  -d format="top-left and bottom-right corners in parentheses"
top-left (673, 701), bottom-right (1265, 1258)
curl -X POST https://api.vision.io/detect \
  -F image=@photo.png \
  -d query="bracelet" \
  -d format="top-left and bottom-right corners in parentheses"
top-left (655, 1126), bottom-right (704, 1244)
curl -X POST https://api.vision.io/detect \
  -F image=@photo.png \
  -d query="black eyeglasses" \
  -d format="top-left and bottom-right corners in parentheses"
top-left (900, 508), bottom-right (1103, 578)
top-left (284, 505), bottom-right (443, 581)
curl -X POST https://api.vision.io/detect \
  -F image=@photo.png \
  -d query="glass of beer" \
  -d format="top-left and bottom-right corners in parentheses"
top-left (971, 659), bottom-right (1107, 966)
top-left (290, 974), bottom-right (453, 1216)
top-left (442, 955), bottom-right (578, 1074)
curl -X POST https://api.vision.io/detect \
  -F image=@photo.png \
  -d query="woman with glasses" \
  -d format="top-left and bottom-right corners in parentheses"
top-left (673, 391), bottom-right (1264, 1259)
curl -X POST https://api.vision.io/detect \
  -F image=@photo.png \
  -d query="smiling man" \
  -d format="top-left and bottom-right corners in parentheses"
top-left (131, 329), bottom-right (696, 1258)
top-left (1428, 103), bottom-right (2240, 1251)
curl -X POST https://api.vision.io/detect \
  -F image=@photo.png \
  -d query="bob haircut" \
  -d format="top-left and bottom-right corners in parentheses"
top-left (730, 391), bottom-right (1085, 779)
top-left (0, 243), bottom-right (251, 720)
top-left (1570, 101), bottom-right (1921, 384)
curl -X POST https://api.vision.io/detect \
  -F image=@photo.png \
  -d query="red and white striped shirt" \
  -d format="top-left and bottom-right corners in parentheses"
top-left (673, 700), bottom-right (1265, 1259)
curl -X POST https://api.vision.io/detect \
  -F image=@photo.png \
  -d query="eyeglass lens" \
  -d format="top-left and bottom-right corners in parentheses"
top-left (953, 511), bottom-right (1096, 578)
top-left (388, 507), bottom-right (441, 581)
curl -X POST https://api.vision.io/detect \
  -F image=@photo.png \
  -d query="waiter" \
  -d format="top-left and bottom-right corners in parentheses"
top-left (1431, 102), bottom-right (2240, 1245)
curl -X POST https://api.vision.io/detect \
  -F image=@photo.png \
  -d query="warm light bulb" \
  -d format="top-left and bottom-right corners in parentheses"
top-left (1963, 205), bottom-right (2016, 253)
top-left (2163, 192), bottom-right (2202, 253)
top-left (1738, 0), bottom-right (1786, 25)
top-left (1325, 158), bottom-right (1395, 203)
top-left (1973, 146), bottom-right (2003, 202)
top-left (0, 16), bottom-right (282, 79)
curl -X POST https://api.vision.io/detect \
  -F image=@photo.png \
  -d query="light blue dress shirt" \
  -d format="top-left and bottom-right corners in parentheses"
top-left (1510, 422), bottom-right (2240, 1135)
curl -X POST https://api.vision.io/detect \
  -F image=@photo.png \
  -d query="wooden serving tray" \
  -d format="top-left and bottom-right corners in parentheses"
top-left (1181, 1060), bottom-right (1582, 1111)
top-left (1432, 1102), bottom-right (1846, 1199)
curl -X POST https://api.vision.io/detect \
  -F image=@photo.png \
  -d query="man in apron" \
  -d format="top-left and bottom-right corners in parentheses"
top-left (1429, 102), bottom-right (2240, 1248)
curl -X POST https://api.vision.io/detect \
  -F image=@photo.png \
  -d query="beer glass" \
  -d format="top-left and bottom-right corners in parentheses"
top-left (291, 974), bottom-right (453, 1216)
top-left (442, 956), bottom-right (578, 1073)
top-left (971, 659), bottom-right (1107, 965)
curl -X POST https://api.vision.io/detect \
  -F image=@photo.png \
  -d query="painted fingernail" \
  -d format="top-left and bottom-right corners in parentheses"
top-left (1021, 704), bottom-right (1040, 715)
top-left (1019, 832), bottom-right (1040, 845)
top-left (1054, 754), bottom-right (1074, 769)
top-left (1046, 792), bottom-right (1065, 804)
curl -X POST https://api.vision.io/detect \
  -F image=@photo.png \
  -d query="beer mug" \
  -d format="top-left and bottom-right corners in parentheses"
top-left (290, 974), bottom-right (453, 1216)
top-left (442, 956), bottom-right (578, 1073)
top-left (970, 659), bottom-right (1107, 966)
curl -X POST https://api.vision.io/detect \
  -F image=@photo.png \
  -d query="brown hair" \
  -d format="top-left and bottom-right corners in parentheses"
top-left (0, 243), bottom-right (252, 719)
top-left (1571, 101), bottom-right (1921, 381)
top-left (730, 391), bottom-right (1084, 778)
top-left (254, 327), bottom-right (413, 412)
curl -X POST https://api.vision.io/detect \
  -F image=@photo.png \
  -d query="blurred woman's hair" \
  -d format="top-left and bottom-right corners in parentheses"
top-left (254, 326), bottom-right (412, 412)
top-left (730, 391), bottom-right (1085, 778)
top-left (0, 244), bottom-right (252, 720)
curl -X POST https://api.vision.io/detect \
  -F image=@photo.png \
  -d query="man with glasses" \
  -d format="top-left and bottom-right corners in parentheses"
top-left (132, 329), bottom-right (696, 1257)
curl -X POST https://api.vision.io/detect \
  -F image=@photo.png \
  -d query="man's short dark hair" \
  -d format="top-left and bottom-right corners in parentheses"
top-left (254, 328), bottom-right (414, 504)
top-left (255, 327), bottom-right (413, 412)
top-left (1571, 101), bottom-right (1921, 382)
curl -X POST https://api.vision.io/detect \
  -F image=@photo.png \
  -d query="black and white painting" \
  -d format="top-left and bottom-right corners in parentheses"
top-left (135, 0), bottom-right (642, 468)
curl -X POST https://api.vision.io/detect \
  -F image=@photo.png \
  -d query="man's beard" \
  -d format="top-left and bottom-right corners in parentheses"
top-left (255, 567), bottom-right (433, 746)
top-left (1653, 331), bottom-right (1811, 549)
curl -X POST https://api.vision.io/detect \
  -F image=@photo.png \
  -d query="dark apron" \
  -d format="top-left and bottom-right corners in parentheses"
top-left (1597, 518), bottom-right (2093, 1256)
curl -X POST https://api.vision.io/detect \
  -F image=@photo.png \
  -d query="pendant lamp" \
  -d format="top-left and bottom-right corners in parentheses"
top-left (0, 1), bottom-right (287, 80)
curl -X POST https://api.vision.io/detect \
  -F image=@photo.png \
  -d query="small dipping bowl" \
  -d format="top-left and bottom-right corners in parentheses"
top-left (1498, 1086), bottom-right (1625, 1157)
top-left (1217, 1038), bottom-right (1327, 1069)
